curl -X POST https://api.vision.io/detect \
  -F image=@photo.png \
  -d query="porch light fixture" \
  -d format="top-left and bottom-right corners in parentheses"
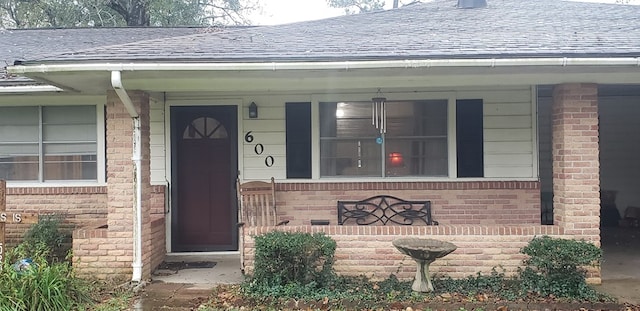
top-left (372, 89), bottom-right (387, 134)
top-left (249, 102), bottom-right (258, 119)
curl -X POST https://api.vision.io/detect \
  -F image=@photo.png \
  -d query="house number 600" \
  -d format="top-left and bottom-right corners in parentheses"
top-left (244, 131), bottom-right (274, 167)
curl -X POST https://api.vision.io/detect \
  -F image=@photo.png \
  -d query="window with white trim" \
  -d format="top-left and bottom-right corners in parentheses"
top-left (320, 100), bottom-right (448, 177)
top-left (0, 105), bottom-right (98, 182)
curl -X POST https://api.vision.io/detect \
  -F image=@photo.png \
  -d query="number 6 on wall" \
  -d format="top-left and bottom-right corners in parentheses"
top-left (244, 131), bottom-right (254, 143)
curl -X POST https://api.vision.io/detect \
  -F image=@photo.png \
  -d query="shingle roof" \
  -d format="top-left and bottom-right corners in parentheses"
top-left (0, 27), bottom-right (206, 85)
top-left (22, 0), bottom-right (640, 64)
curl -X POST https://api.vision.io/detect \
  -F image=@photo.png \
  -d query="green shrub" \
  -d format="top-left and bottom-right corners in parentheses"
top-left (21, 215), bottom-right (71, 263)
top-left (519, 235), bottom-right (602, 300)
top-left (251, 231), bottom-right (336, 286)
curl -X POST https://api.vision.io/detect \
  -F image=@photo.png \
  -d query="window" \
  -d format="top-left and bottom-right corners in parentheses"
top-left (320, 100), bottom-right (448, 177)
top-left (0, 106), bottom-right (98, 182)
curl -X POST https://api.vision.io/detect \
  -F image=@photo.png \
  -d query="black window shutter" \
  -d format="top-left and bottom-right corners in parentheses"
top-left (286, 103), bottom-right (312, 178)
top-left (456, 99), bottom-right (484, 177)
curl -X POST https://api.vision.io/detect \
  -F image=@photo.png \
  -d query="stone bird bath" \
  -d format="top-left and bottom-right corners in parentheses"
top-left (392, 238), bottom-right (457, 292)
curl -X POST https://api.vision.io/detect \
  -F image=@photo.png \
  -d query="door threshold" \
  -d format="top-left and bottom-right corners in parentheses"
top-left (167, 251), bottom-right (239, 256)
top-left (164, 251), bottom-right (239, 263)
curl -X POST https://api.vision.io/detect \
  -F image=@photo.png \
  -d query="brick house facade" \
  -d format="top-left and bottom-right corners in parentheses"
top-left (4, 0), bottom-right (640, 284)
top-left (3, 83), bottom-right (603, 283)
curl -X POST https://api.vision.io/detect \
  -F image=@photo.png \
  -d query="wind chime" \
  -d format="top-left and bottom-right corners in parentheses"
top-left (372, 89), bottom-right (387, 134)
top-left (372, 89), bottom-right (405, 168)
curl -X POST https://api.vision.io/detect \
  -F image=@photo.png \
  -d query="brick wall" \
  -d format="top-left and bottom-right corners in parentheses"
top-left (150, 216), bottom-right (166, 271)
top-left (4, 186), bottom-right (107, 246)
top-left (552, 84), bottom-right (600, 244)
top-left (88, 90), bottom-right (154, 280)
top-left (274, 181), bottom-right (540, 226)
top-left (72, 223), bottom-right (131, 280)
top-left (151, 185), bottom-right (167, 216)
top-left (244, 225), bottom-right (563, 281)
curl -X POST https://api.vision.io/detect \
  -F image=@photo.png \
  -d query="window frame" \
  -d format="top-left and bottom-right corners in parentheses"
top-left (0, 96), bottom-right (105, 186)
top-left (311, 92), bottom-right (457, 180)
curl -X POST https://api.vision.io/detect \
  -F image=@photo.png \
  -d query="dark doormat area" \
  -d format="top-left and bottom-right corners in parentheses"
top-left (157, 261), bottom-right (217, 271)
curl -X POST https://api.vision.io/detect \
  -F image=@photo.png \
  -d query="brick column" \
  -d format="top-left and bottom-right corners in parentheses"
top-left (551, 83), bottom-right (600, 243)
top-left (105, 90), bottom-right (153, 279)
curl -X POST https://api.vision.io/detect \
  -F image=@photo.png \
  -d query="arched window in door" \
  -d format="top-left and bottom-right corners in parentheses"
top-left (182, 117), bottom-right (228, 140)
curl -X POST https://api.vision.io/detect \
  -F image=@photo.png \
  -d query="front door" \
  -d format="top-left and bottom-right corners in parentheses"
top-left (171, 106), bottom-right (237, 251)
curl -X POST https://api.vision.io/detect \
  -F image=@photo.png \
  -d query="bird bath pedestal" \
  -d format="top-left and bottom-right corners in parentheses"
top-left (392, 238), bottom-right (457, 292)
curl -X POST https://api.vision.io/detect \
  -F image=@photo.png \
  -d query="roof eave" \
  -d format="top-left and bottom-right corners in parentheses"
top-left (9, 56), bottom-right (640, 75)
top-left (0, 84), bottom-right (63, 93)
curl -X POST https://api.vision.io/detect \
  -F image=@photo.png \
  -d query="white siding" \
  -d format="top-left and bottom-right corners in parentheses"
top-left (149, 98), bottom-right (166, 184)
top-left (240, 100), bottom-right (288, 181)
top-left (150, 88), bottom-right (537, 184)
top-left (459, 87), bottom-right (535, 178)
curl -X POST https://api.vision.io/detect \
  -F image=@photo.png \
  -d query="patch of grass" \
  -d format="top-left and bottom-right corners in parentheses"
top-left (0, 217), bottom-right (93, 311)
top-left (80, 280), bottom-right (136, 311)
top-left (0, 247), bottom-right (93, 310)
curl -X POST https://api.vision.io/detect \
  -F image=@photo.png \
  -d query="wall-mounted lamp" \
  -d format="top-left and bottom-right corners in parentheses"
top-left (249, 102), bottom-right (258, 119)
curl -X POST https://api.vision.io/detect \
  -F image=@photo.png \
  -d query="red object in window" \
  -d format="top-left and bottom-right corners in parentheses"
top-left (388, 152), bottom-right (404, 167)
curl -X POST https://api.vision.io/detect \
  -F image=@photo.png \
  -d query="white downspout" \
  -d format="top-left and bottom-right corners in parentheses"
top-left (111, 71), bottom-right (143, 283)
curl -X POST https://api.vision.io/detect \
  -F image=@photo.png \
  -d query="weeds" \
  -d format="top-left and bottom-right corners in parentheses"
top-left (0, 217), bottom-right (93, 310)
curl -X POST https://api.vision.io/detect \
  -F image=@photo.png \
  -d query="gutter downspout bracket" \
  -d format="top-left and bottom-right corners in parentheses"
top-left (111, 71), bottom-right (139, 118)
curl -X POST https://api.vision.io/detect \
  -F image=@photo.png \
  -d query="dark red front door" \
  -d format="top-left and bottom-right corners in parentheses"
top-left (171, 106), bottom-right (237, 251)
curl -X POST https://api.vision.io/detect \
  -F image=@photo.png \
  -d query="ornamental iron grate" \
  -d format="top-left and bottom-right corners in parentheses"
top-left (337, 195), bottom-right (438, 226)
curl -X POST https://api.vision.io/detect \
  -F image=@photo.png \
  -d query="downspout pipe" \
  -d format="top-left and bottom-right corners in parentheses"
top-left (111, 71), bottom-right (143, 283)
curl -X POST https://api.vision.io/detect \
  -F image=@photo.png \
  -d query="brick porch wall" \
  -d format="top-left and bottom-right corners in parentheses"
top-left (150, 216), bottom-right (166, 271)
top-left (72, 225), bottom-right (111, 279)
top-left (275, 181), bottom-right (540, 226)
top-left (149, 186), bottom-right (167, 272)
top-left (244, 225), bottom-right (564, 281)
top-left (151, 185), bottom-right (167, 216)
top-left (4, 186), bottom-right (107, 246)
top-left (243, 181), bottom-right (549, 282)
